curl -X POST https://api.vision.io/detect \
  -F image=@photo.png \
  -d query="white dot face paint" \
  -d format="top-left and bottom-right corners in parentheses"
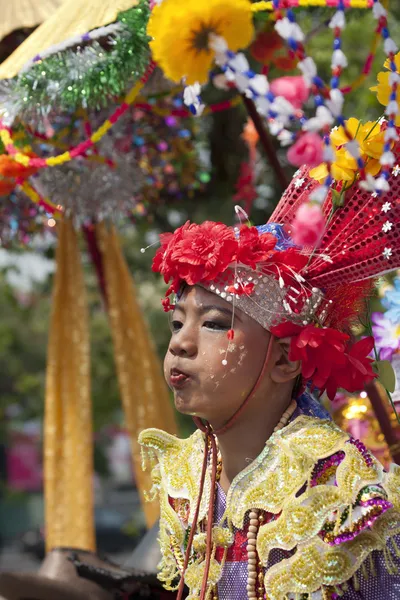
top-left (163, 286), bottom-right (271, 426)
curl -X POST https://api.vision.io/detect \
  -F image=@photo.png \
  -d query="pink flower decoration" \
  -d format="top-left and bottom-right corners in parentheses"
top-left (291, 203), bottom-right (326, 247)
top-left (287, 132), bottom-right (324, 168)
top-left (270, 75), bottom-right (309, 109)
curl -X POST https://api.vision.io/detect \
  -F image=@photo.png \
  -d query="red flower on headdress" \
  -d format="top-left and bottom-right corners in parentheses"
top-left (152, 221), bottom-right (237, 288)
top-left (271, 322), bottom-right (376, 400)
top-left (327, 337), bottom-right (376, 399)
top-left (237, 225), bottom-right (277, 269)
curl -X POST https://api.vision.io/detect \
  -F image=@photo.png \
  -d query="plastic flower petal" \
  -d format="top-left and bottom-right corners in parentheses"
top-left (371, 52), bottom-right (400, 126)
top-left (372, 312), bottom-right (400, 361)
top-left (148, 0), bottom-right (254, 84)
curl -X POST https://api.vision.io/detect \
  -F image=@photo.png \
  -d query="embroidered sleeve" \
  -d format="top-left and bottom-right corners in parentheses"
top-left (259, 439), bottom-right (400, 600)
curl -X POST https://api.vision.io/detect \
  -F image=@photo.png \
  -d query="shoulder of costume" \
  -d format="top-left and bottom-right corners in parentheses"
top-left (251, 416), bottom-right (400, 599)
top-left (139, 427), bottom-right (212, 524)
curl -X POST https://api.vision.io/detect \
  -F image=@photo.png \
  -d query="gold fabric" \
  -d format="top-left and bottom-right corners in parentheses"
top-left (97, 223), bottom-right (177, 528)
top-left (0, 0), bottom-right (138, 79)
top-left (0, 0), bottom-right (63, 43)
top-left (44, 217), bottom-right (95, 552)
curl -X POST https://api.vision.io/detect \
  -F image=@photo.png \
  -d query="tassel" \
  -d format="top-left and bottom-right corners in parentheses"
top-left (352, 570), bottom-right (360, 591)
top-left (369, 553), bottom-right (377, 577)
top-left (390, 535), bottom-right (400, 557)
top-left (44, 217), bottom-right (94, 552)
top-left (384, 546), bottom-right (398, 575)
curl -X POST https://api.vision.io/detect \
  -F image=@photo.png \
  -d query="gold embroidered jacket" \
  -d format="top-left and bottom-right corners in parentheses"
top-left (139, 416), bottom-right (400, 600)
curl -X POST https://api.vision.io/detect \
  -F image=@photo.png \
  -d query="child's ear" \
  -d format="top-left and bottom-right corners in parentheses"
top-left (270, 336), bottom-right (302, 384)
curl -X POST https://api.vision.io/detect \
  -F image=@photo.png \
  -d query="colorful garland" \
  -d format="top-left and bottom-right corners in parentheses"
top-left (18, 180), bottom-right (61, 216)
top-left (0, 62), bottom-right (156, 170)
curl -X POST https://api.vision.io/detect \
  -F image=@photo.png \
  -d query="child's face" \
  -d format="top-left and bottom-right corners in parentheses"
top-left (164, 285), bottom-right (271, 427)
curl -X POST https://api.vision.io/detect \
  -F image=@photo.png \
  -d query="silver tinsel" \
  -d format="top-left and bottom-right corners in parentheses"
top-left (31, 112), bottom-right (145, 225)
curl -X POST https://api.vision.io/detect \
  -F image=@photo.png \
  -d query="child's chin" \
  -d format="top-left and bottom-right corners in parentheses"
top-left (174, 392), bottom-right (204, 417)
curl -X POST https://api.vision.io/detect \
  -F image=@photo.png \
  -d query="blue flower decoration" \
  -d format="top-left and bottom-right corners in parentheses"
top-left (256, 223), bottom-right (297, 252)
top-left (382, 276), bottom-right (400, 324)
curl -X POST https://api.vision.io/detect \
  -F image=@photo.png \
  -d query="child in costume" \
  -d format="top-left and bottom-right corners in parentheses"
top-left (139, 161), bottom-right (400, 600)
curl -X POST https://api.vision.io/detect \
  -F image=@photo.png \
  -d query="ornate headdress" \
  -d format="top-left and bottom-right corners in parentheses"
top-left (152, 139), bottom-right (400, 401)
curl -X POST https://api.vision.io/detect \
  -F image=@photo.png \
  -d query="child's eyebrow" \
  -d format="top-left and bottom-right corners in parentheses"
top-left (174, 302), bottom-right (242, 322)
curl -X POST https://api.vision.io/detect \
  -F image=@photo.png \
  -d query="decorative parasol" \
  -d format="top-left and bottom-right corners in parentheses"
top-left (0, 0), bottom-right (64, 43)
top-left (0, 0), bottom-right (138, 79)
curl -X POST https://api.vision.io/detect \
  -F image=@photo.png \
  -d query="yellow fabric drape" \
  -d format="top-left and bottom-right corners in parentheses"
top-left (44, 217), bottom-right (95, 552)
top-left (0, 0), bottom-right (138, 79)
top-left (97, 223), bottom-right (177, 528)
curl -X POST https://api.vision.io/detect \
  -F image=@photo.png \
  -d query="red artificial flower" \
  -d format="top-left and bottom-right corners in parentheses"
top-left (161, 297), bottom-right (175, 312)
top-left (152, 220), bottom-right (237, 287)
top-left (327, 337), bottom-right (376, 400)
top-left (271, 323), bottom-right (376, 401)
top-left (237, 225), bottom-right (276, 269)
top-left (152, 229), bottom-right (180, 283)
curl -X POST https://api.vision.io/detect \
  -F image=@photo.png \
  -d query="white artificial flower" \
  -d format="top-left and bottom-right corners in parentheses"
top-left (323, 145), bottom-right (335, 162)
top-left (346, 139), bottom-right (361, 159)
top-left (209, 34), bottom-right (228, 54)
top-left (381, 201), bottom-right (392, 212)
top-left (385, 100), bottom-right (399, 115)
top-left (249, 74), bottom-right (269, 97)
top-left (359, 173), bottom-right (377, 192)
top-left (255, 96), bottom-right (271, 116)
top-left (291, 23), bottom-right (305, 42)
top-left (376, 176), bottom-right (390, 192)
top-left (303, 106), bottom-right (334, 132)
top-left (384, 127), bottom-right (399, 142)
top-left (298, 57), bottom-right (317, 84)
top-left (331, 49), bottom-right (348, 69)
top-left (380, 151), bottom-right (396, 166)
top-left (274, 18), bottom-right (292, 40)
top-left (270, 96), bottom-right (295, 117)
top-left (227, 52), bottom-right (249, 73)
top-left (383, 247), bottom-right (393, 260)
top-left (234, 72), bottom-right (251, 93)
top-left (329, 10), bottom-right (346, 29)
top-left (183, 83), bottom-right (205, 116)
top-left (384, 38), bottom-right (398, 55)
top-left (389, 72), bottom-right (400, 86)
top-left (372, 2), bottom-right (387, 19)
top-left (326, 89), bottom-right (344, 117)
top-left (277, 129), bottom-right (293, 146)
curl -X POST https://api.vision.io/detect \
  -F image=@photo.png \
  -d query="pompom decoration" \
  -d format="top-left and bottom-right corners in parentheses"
top-left (290, 203), bottom-right (325, 247)
top-left (287, 132), bottom-right (324, 168)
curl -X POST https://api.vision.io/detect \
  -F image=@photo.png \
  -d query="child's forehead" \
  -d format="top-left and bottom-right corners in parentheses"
top-left (176, 285), bottom-right (231, 310)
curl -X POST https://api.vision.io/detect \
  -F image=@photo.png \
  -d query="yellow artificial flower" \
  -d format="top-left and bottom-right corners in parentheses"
top-left (310, 117), bottom-right (385, 184)
top-left (371, 52), bottom-right (400, 126)
top-left (147, 0), bottom-right (254, 84)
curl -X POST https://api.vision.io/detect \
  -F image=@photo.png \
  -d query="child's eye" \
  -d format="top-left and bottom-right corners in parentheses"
top-left (203, 321), bottom-right (229, 331)
top-left (170, 320), bottom-right (183, 332)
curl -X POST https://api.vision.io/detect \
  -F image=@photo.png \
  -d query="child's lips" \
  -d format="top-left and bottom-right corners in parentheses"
top-left (170, 368), bottom-right (192, 388)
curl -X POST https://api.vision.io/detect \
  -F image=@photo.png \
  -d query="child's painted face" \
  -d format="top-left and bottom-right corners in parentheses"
top-left (164, 285), bottom-right (271, 427)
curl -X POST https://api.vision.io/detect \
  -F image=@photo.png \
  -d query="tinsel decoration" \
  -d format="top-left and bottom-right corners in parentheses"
top-left (0, 2), bottom-right (151, 123)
